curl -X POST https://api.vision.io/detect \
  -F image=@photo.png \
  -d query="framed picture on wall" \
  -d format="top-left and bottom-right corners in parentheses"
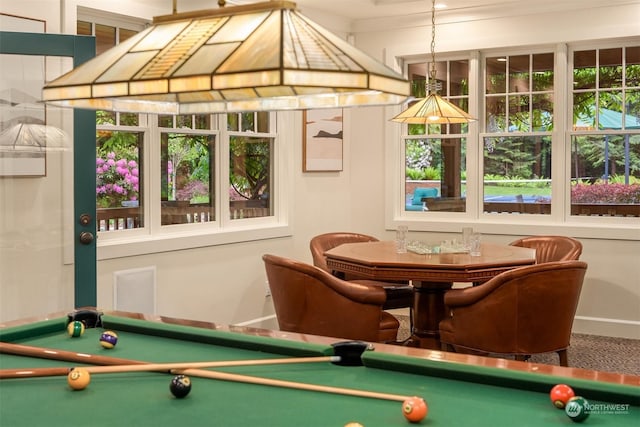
top-left (303, 108), bottom-right (343, 172)
top-left (0, 13), bottom-right (47, 177)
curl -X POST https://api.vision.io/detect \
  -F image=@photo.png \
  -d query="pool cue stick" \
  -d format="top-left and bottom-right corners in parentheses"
top-left (0, 342), bottom-right (413, 402)
top-left (172, 367), bottom-right (411, 402)
top-left (0, 342), bottom-right (145, 367)
top-left (0, 356), bottom-right (340, 379)
top-left (0, 339), bottom-right (368, 379)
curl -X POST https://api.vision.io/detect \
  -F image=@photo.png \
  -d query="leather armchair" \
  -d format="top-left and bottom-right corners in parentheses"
top-left (263, 254), bottom-right (400, 343)
top-left (509, 235), bottom-right (582, 263)
top-left (310, 232), bottom-right (414, 311)
top-left (310, 232), bottom-right (378, 275)
top-left (439, 261), bottom-right (588, 366)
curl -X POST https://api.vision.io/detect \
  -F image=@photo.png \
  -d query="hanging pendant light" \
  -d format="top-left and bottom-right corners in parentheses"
top-left (391, 0), bottom-right (475, 124)
top-left (42, 0), bottom-right (409, 114)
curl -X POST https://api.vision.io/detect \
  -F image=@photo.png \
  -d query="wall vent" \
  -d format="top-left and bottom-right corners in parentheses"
top-left (113, 266), bottom-right (156, 314)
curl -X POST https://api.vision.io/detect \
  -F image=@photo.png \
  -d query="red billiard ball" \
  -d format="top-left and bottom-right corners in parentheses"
top-left (550, 384), bottom-right (575, 409)
top-left (170, 374), bottom-right (192, 398)
top-left (402, 396), bottom-right (428, 423)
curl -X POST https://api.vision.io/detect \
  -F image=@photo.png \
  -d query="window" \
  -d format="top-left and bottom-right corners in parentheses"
top-left (96, 123), bottom-right (144, 231)
top-left (483, 53), bottom-right (553, 215)
top-left (403, 60), bottom-right (470, 213)
top-left (158, 115), bottom-right (215, 225)
top-left (228, 112), bottom-right (273, 220)
top-left (395, 40), bottom-right (639, 233)
top-left (96, 111), bottom-right (279, 233)
top-left (570, 46), bottom-right (640, 218)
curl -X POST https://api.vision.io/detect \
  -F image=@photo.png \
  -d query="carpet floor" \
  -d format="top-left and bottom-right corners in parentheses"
top-left (395, 315), bottom-right (640, 376)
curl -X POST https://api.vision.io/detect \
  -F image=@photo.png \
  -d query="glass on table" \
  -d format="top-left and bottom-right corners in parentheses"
top-left (462, 227), bottom-right (474, 250)
top-left (469, 233), bottom-right (482, 256)
top-left (396, 225), bottom-right (408, 253)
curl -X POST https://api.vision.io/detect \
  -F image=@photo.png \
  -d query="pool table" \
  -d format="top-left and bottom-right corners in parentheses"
top-left (0, 309), bottom-right (638, 427)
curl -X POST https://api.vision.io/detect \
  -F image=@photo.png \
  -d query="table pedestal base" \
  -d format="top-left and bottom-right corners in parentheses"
top-left (406, 281), bottom-right (453, 350)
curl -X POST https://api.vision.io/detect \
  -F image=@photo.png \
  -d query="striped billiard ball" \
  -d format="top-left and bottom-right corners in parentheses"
top-left (67, 321), bottom-right (85, 338)
top-left (99, 331), bottom-right (118, 349)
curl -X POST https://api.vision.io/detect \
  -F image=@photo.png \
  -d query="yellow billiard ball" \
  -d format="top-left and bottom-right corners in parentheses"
top-left (344, 423), bottom-right (364, 427)
top-left (67, 368), bottom-right (91, 390)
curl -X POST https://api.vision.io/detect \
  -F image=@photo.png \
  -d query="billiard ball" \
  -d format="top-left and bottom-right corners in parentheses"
top-left (565, 396), bottom-right (590, 423)
top-left (99, 331), bottom-right (118, 349)
top-left (550, 384), bottom-right (575, 409)
top-left (344, 423), bottom-right (364, 427)
top-left (67, 368), bottom-right (91, 390)
top-left (170, 374), bottom-right (192, 398)
top-left (67, 321), bottom-right (85, 338)
top-left (402, 396), bottom-right (428, 423)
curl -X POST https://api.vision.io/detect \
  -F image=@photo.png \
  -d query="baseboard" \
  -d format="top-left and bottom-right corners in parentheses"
top-left (573, 316), bottom-right (640, 340)
top-left (236, 314), bottom-right (278, 330)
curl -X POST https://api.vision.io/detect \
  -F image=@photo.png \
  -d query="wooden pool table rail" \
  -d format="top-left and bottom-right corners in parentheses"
top-left (1, 309), bottom-right (638, 388)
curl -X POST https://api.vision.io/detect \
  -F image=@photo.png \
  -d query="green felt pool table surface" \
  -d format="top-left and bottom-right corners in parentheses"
top-left (0, 310), bottom-right (638, 427)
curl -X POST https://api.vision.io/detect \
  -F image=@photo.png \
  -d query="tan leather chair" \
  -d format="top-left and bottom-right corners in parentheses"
top-left (439, 261), bottom-right (588, 366)
top-left (263, 254), bottom-right (400, 343)
top-left (509, 235), bottom-right (582, 263)
top-left (310, 232), bottom-right (414, 311)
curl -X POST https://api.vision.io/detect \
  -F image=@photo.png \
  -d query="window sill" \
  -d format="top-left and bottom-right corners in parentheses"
top-left (394, 215), bottom-right (640, 241)
top-left (97, 223), bottom-right (292, 260)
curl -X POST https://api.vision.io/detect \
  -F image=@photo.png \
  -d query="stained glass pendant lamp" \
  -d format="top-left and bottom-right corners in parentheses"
top-left (391, 0), bottom-right (475, 124)
top-left (42, 0), bottom-right (409, 114)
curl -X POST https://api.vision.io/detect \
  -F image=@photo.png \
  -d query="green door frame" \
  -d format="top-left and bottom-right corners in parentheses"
top-left (0, 31), bottom-right (97, 307)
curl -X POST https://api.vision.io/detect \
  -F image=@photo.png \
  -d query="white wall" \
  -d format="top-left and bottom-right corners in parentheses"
top-left (1, 1), bottom-right (639, 339)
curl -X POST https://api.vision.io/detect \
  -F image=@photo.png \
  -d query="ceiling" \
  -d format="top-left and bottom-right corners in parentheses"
top-left (164, 0), bottom-right (635, 22)
top-left (128, 0), bottom-right (635, 29)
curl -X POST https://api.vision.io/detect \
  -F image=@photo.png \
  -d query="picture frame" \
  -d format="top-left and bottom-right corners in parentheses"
top-left (0, 13), bottom-right (47, 177)
top-left (303, 108), bottom-right (343, 172)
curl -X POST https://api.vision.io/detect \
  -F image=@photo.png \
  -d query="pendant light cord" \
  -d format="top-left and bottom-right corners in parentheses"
top-left (430, 0), bottom-right (437, 82)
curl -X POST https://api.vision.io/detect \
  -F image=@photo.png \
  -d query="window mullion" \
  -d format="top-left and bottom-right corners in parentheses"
top-left (218, 114), bottom-right (230, 226)
top-left (467, 50), bottom-right (481, 218)
top-left (555, 43), bottom-right (570, 222)
top-left (147, 116), bottom-right (163, 233)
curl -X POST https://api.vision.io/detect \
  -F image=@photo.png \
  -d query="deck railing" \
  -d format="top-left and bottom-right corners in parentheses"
top-left (97, 200), bottom-right (270, 231)
top-left (423, 197), bottom-right (639, 217)
top-left (483, 202), bottom-right (639, 217)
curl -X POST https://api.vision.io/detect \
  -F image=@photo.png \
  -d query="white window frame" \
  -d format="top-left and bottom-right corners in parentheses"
top-left (386, 42), bottom-right (639, 241)
top-left (97, 111), bottom-right (294, 260)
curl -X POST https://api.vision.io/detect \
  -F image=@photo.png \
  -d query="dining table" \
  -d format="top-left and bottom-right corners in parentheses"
top-left (324, 240), bottom-right (536, 349)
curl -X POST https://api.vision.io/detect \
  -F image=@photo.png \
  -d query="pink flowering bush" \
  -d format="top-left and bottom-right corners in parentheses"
top-left (176, 180), bottom-right (208, 201)
top-left (96, 152), bottom-right (139, 208)
top-left (571, 183), bottom-right (640, 204)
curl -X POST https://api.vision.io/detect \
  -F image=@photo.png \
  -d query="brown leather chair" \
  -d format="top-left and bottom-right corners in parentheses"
top-left (310, 232), bottom-right (414, 311)
top-left (263, 254), bottom-right (400, 343)
top-left (509, 235), bottom-right (582, 263)
top-left (439, 261), bottom-right (588, 366)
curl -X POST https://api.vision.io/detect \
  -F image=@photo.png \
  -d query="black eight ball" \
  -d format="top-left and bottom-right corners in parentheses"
top-left (170, 374), bottom-right (192, 398)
